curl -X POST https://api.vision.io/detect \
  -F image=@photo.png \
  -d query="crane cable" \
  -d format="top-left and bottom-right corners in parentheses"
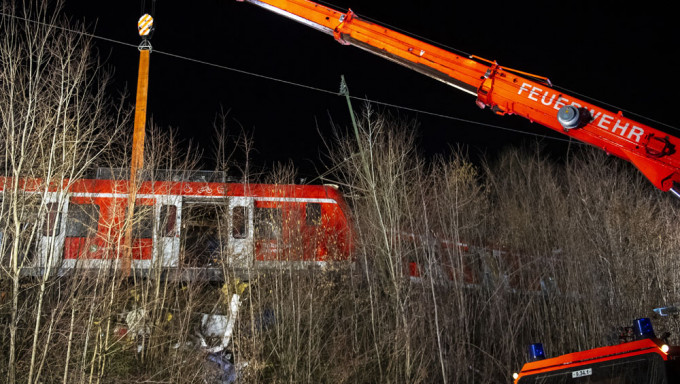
top-left (141, 0), bottom-right (157, 20)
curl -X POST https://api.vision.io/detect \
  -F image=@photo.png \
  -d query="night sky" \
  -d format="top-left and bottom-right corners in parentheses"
top-left (60, 1), bottom-right (679, 178)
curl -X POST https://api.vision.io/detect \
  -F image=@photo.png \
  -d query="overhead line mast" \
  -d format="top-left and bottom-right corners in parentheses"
top-left (236, 0), bottom-right (680, 195)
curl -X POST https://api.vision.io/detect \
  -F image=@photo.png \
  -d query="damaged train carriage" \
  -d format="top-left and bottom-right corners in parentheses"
top-left (0, 176), bottom-right (353, 279)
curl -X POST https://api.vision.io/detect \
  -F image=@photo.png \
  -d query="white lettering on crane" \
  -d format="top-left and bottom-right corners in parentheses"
top-left (528, 86), bottom-right (541, 102)
top-left (541, 92), bottom-right (556, 106)
top-left (516, 82), bottom-right (644, 143)
top-left (628, 126), bottom-right (644, 142)
top-left (554, 97), bottom-right (568, 111)
top-left (611, 120), bottom-right (629, 136)
top-left (598, 114), bottom-right (614, 130)
top-left (518, 83), bottom-right (532, 96)
top-left (589, 109), bottom-right (602, 121)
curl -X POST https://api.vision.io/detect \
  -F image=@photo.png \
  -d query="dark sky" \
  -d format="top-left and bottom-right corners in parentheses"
top-left (61, 0), bottom-right (679, 178)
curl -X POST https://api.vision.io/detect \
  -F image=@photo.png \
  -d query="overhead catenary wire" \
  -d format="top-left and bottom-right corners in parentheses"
top-left (0, 11), bottom-right (577, 145)
top-left (1, 10), bottom-right (672, 142)
top-left (153, 48), bottom-right (578, 144)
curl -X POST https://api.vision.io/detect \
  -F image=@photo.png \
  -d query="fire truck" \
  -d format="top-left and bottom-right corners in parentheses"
top-left (513, 317), bottom-right (680, 383)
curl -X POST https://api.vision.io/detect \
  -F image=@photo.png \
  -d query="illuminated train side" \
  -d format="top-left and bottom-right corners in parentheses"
top-left (2, 176), bottom-right (558, 291)
top-left (0, 177), bottom-right (353, 279)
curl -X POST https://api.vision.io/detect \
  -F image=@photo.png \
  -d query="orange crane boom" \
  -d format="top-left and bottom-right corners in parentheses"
top-left (237, 0), bottom-right (680, 194)
top-left (122, 14), bottom-right (154, 276)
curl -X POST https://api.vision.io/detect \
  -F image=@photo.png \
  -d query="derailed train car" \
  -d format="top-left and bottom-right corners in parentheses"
top-left (398, 232), bottom-right (561, 295)
top-left (1, 173), bottom-right (561, 290)
top-left (0, 175), bottom-right (353, 279)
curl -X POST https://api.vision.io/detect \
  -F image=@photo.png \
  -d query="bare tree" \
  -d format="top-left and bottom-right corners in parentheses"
top-left (0, 1), bottom-right (127, 382)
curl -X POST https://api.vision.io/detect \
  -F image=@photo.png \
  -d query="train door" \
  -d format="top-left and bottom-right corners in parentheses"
top-left (38, 193), bottom-right (66, 269)
top-left (227, 196), bottom-right (253, 269)
top-left (153, 195), bottom-right (181, 267)
top-left (180, 198), bottom-right (226, 267)
top-left (1, 193), bottom-right (63, 271)
top-left (62, 195), bottom-right (104, 262)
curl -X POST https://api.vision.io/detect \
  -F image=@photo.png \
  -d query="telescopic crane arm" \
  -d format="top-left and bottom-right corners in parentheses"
top-left (237, 0), bottom-right (680, 194)
top-left (122, 12), bottom-right (154, 277)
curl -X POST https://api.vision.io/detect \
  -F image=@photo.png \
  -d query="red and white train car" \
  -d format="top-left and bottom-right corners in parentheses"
top-left (0, 176), bottom-right (353, 279)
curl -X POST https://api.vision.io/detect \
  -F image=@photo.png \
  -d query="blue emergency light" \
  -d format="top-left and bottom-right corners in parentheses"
top-left (528, 343), bottom-right (546, 361)
top-left (633, 318), bottom-right (655, 340)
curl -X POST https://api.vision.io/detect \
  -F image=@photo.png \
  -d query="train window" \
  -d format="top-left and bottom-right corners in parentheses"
top-left (232, 206), bottom-right (247, 239)
top-left (254, 207), bottom-right (282, 240)
top-left (42, 202), bottom-right (61, 236)
top-left (133, 205), bottom-right (153, 239)
top-left (306, 203), bottom-right (321, 226)
top-left (462, 254), bottom-right (481, 285)
top-left (160, 205), bottom-right (177, 237)
top-left (1, 198), bottom-right (40, 264)
top-left (66, 203), bottom-right (100, 237)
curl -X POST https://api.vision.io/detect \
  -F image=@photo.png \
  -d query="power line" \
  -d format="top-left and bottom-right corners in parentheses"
top-left (0, 10), bottom-right (616, 144)
top-left (0, 11), bottom-right (139, 49)
top-left (153, 49), bottom-right (339, 97)
top-left (152, 48), bottom-right (577, 143)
